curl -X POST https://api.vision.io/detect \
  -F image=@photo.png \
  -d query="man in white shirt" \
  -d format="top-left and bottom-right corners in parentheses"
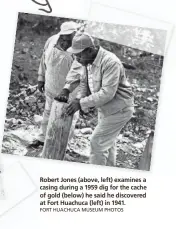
top-left (29, 21), bottom-right (80, 148)
top-left (56, 33), bottom-right (134, 166)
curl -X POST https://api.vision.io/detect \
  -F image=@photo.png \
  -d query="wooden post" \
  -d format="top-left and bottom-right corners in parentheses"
top-left (42, 100), bottom-right (73, 160)
top-left (138, 131), bottom-right (154, 171)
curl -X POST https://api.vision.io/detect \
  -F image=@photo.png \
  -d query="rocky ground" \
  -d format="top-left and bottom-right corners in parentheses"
top-left (2, 76), bottom-right (157, 170)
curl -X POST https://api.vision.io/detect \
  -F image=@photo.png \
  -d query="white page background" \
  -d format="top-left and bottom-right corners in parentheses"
top-left (0, 0), bottom-right (176, 228)
top-left (0, 162), bottom-right (37, 215)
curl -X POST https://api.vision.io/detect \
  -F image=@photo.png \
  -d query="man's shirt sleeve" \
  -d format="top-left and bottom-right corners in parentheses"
top-left (80, 61), bottom-right (121, 110)
top-left (61, 54), bottom-right (74, 78)
top-left (38, 53), bottom-right (46, 82)
top-left (64, 60), bottom-right (82, 93)
top-left (38, 37), bottom-right (51, 82)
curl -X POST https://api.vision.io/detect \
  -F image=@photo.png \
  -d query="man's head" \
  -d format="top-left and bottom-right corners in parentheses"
top-left (57, 21), bottom-right (79, 51)
top-left (67, 33), bottom-right (99, 66)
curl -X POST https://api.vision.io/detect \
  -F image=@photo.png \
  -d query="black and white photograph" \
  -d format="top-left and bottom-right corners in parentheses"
top-left (1, 12), bottom-right (166, 171)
